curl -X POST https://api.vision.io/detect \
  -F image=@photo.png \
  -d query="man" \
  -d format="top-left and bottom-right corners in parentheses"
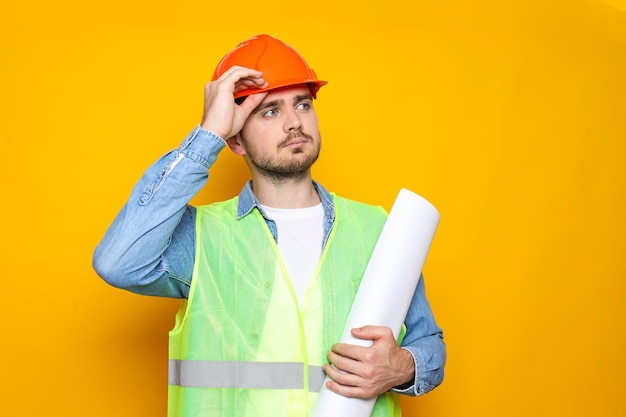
top-left (93, 34), bottom-right (445, 417)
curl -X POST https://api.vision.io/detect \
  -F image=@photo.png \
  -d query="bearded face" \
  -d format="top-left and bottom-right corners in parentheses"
top-left (236, 85), bottom-right (322, 183)
top-left (240, 128), bottom-right (321, 182)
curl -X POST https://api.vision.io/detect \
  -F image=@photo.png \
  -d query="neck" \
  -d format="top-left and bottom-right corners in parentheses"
top-left (251, 173), bottom-right (320, 208)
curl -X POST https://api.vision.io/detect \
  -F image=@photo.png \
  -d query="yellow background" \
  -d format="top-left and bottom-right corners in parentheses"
top-left (2, 0), bottom-right (625, 416)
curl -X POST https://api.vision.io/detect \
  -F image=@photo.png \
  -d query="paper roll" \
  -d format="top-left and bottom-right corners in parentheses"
top-left (310, 188), bottom-right (440, 417)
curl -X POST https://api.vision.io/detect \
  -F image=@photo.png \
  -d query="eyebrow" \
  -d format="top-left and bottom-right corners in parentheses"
top-left (294, 93), bottom-right (313, 103)
top-left (251, 93), bottom-right (313, 115)
top-left (251, 99), bottom-right (284, 115)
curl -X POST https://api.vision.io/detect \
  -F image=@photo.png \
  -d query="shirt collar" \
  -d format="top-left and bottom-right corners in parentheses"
top-left (236, 180), bottom-right (335, 221)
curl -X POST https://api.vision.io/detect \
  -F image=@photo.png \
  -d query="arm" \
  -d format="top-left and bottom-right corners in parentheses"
top-left (323, 275), bottom-right (446, 398)
top-left (92, 67), bottom-right (269, 297)
top-left (92, 127), bottom-right (225, 297)
top-left (394, 275), bottom-right (446, 396)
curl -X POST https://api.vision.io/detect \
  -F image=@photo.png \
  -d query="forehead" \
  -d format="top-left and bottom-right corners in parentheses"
top-left (260, 84), bottom-right (312, 104)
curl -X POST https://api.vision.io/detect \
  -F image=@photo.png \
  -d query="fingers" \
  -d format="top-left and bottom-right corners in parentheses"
top-left (205, 66), bottom-right (267, 101)
top-left (323, 364), bottom-right (373, 399)
top-left (233, 77), bottom-right (268, 93)
top-left (327, 342), bottom-right (380, 375)
top-left (219, 65), bottom-right (263, 81)
top-left (327, 326), bottom-right (392, 371)
top-left (219, 65), bottom-right (268, 93)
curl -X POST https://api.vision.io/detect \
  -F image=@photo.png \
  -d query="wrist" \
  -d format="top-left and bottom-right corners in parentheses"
top-left (394, 348), bottom-right (416, 389)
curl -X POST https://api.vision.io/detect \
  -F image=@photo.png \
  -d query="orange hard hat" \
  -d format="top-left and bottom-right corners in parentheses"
top-left (212, 34), bottom-right (328, 99)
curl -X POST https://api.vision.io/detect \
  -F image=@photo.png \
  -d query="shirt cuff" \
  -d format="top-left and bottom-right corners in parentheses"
top-left (390, 346), bottom-right (437, 396)
top-left (179, 125), bottom-right (227, 168)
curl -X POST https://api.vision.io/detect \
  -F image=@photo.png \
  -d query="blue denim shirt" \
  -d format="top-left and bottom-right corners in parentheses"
top-left (93, 126), bottom-right (446, 396)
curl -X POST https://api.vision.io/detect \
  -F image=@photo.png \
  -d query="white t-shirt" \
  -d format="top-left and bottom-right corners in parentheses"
top-left (260, 203), bottom-right (324, 303)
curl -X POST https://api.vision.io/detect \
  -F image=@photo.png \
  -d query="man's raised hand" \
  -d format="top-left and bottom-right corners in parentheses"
top-left (200, 66), bottom-right (268, 139)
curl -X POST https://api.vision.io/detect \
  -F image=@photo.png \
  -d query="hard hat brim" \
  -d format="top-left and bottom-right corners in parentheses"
top-left (234, 79), bottom-right (328, 100)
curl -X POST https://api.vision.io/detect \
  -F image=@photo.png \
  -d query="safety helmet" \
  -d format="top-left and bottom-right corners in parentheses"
top-left (212, 34), bottom-right (328, 99)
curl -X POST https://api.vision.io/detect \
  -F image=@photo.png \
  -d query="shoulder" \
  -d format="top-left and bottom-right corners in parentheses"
top-left (333, 194), bottom-right (388, 222)
top-left (196, 197), bottom-right (238, 218)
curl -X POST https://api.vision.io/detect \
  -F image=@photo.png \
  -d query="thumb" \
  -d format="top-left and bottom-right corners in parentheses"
top-left (351, 325), bottom-right (386, 341)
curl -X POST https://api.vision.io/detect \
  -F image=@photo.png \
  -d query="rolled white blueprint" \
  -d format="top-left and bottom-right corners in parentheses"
top-left (310, 188), bottom-right (440, 417)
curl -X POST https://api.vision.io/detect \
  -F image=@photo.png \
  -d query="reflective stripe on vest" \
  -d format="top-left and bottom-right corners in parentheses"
top-left (168, 360), bottom-right (326, 391)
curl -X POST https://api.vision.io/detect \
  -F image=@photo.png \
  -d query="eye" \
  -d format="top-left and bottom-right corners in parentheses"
top-left (296, 102), bottom-right (311, 111)
top-left (262, 108), bottom-right (278, 117)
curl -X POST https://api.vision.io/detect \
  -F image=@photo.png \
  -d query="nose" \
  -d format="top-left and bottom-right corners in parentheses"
top-left (283, 109), bottom-right (303, 133)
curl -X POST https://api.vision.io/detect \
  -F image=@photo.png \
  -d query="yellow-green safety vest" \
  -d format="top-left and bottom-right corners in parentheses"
top-left (168, 194), bottom-right (402, 417)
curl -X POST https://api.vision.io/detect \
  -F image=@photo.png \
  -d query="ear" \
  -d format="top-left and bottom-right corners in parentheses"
top-left (226, 134), bottom-right (246, 156)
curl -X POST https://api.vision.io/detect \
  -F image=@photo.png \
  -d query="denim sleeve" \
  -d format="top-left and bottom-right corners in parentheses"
top-left (393, 275), bottom-right (446, 396)
top-left (92, 126), bottom-right (226, 298)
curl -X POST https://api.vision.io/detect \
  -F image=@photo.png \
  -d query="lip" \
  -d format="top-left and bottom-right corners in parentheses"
top-left (283, 138), bottom-right (308, 148)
